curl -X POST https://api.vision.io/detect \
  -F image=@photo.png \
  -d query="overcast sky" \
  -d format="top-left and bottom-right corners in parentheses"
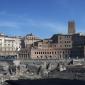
top-left (0, 0), bottom-right (85, 38)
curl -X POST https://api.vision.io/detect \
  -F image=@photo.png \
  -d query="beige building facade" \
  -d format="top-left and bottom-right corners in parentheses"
top-left (24, 33), bottom-right (41, 48)
top-left (30, 36), bottom-right (72, 59)
top-left (18, 21), bottom-right (85, 60)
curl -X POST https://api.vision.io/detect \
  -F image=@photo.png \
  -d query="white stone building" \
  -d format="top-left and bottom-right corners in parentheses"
top-left (0, 33), bottom-right (21, 59)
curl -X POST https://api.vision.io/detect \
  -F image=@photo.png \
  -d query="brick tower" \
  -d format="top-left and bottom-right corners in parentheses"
top-left (68, 21), bottom-right (76, 34)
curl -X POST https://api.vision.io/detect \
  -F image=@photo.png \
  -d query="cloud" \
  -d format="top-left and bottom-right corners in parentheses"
top-left (0, 11), bottom-right (67, 34)
top-left (0, 21), bottom-right (19, 28)
top-left (24, 19), bottom-right (67, 33)
top-left (0, 13), bottom-right (67, 38)
top-left (0, 17), bottom-right (67, 32)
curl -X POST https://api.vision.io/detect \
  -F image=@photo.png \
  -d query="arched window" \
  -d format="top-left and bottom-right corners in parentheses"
top-left (45, 56), bottom-right (47, 59)
top-left (37, 56), bottom-right (38, 58)
top-left (41, 56), bottom-right (42, 59)
top-left (50, 56), bottom-right (52, 58)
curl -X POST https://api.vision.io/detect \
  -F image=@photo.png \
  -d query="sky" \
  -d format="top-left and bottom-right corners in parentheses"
top-left (0, 0), bottom-right (85, 38)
